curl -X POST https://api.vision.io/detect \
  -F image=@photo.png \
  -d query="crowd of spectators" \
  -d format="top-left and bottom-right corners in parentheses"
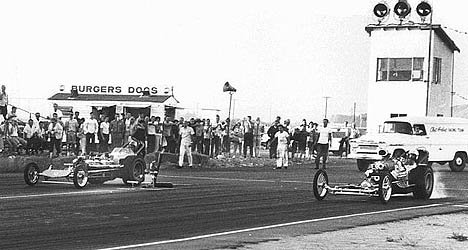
top-left (0, 84), bottom-right (361, 168)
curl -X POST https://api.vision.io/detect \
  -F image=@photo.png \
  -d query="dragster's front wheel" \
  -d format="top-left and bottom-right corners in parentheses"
top-left (24, 162), bottom-right (40, 186)
top-left (378, 174), bottom-right (392, 204)
top-left (313, 169), bottom-right (329, 201)
top-left (73, 163), bottom-right (89, 189)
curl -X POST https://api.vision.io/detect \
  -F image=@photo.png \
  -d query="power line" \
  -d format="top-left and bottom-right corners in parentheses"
top-left (442, 25), bottom-right (468, 35)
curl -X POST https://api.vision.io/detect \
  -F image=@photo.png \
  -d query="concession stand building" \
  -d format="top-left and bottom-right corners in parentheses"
top-left (48, 85), bottom-right (179, 119)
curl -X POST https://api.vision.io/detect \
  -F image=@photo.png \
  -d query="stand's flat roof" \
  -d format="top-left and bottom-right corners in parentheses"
top-left (49, 93), bottom-right (173, 103)
top-left (365, 23), bottom-right (460, 52)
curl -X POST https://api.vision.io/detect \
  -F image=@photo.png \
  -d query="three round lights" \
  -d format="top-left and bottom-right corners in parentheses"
top-left (373, 1), bottom-right (432, 22)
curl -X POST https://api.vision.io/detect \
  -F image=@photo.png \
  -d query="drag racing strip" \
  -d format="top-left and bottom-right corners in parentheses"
top-left (98, 203), bottom-right (446, 250)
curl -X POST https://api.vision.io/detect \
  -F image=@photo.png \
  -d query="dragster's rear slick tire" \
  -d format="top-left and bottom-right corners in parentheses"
top-left (313, 169), bottom-right (329, 201)
top-left (413, 166), bottom-right (434, 200)
top-left (122, 156), bottom-right (146, 185)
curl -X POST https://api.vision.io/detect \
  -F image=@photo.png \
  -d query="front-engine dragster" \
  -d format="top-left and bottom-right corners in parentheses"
top-left (23, 137), bottom-right (159, 189)
top-left (313, 148), bottom-right (434, 204)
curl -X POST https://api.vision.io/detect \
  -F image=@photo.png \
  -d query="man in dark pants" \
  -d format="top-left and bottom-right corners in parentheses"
top-left (315, 118), bottom-right (332, 169)
top-left (267, 121), bottom-right (279, 159)
top-left (242, 116), bottom-right (254, 158)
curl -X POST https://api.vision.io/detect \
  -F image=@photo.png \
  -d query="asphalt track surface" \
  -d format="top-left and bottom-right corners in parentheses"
top-left (1, 158), bottom-right (467, 250)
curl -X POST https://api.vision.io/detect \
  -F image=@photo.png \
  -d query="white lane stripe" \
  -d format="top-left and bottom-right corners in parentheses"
top-left (160, 175), bottom-right (317, 184)
top-left (0, 189), bottom-right (130, 200)
top-left (453, 204), bottom-right (468, 208)
top-left (98, 203), bottom-right (444, 250)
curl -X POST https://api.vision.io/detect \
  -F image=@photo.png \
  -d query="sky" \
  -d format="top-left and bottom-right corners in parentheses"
top-left (0, 0), bottom-right (467, 123)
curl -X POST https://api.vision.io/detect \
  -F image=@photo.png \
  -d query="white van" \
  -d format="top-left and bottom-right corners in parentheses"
top-left (349, 116), bottom-right (468, 172)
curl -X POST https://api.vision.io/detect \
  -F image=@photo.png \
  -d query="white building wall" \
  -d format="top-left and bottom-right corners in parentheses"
top-left (428, 33), bottom-right (454, 117)
top-left (367, 27), bottom-right (431, 133)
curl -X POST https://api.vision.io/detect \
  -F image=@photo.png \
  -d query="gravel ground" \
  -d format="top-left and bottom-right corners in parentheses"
top-left (216, 212), bottom-right (468, 250)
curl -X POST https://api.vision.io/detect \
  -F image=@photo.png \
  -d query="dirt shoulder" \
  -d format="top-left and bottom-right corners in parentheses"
top-left (216, 212), bottom-right (468, 250)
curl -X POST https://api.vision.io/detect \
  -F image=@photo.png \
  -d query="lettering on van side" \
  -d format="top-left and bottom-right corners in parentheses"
top-left (429, 126), bottom-right (465, 133)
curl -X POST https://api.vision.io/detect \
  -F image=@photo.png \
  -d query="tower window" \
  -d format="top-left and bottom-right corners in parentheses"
top-left (433, 57), bottom-right (442, 84)
top-left (377, 58), bottom-right (424, 81)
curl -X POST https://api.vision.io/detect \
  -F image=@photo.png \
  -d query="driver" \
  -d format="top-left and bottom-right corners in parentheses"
top-left (391, 149), bottom-right (418, 185)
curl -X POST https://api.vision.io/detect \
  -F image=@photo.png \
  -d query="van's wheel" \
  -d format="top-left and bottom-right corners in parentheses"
top-left (357, 160), bottom-right (371, 172)
top-left (413, 167), bottom-right (434, 200)
top-left (378, 174), bottom-right (392, 204)
top-left (24, 162), bottom-right (40, 186)
top-left (449, 153), bottom-right (466, 172)
top-left (313, 169), bottom-right (329, 201)
top-left (122, 157), bottom-right (146, 185)
top-left (73, 163), bottom-right (89, 189)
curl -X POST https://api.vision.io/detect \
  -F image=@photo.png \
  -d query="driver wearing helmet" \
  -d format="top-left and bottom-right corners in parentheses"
top-left (391, 149), bottom-right (419, 186)
top-left (404, 149), bottom-right (419, 172)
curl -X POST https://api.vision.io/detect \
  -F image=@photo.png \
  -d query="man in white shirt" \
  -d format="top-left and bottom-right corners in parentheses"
top-left (48, 117), bottom-right (64, 158)
top-left (178, 121), bottom-right (194, 168)
top-left (315, 118), bottom-right (332, 169)
top-left (274, 125), bottom-right (290, 169)
top-left (83, 112), bottom-right (99, 154)
top-left (0, 85), bottom-right (8, 120)
top-left (51, 103), bottom-right (63, 119)
top-left (23, 119), bottom-right (39, 155)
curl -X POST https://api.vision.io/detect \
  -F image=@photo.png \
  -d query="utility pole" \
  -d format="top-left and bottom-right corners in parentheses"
top-left (323, 96), bottom-right (331, 119)
top-left (353, 102), bottom-right (356, 124)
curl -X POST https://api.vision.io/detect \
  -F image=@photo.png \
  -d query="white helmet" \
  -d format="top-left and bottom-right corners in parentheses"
top-left (407, 149), bottom-right (419, 161)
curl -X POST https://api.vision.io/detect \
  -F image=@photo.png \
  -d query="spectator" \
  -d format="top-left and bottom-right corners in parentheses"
top-left (202, 119), bottom-right (212, 156)
top-left (77, 122), bottom-right (86, 155)
top-left (194, 119), bottom-right (204, 153)
top-left (7, 118), bottom-right (27, 154)
top-left (162, 117), bottom-right (175, 153)
top-left (267, 121), bottom-right (279, 159)
top-left (131, 118), bottom-right (147, 155)
top-left (274, 125), bottom-right (290, 169)
top-left (33, 112), bottom-right (42, 129)
top-left (222, 119), bottom-right (230, 153)
top-left (338, 121), bottom-right (352, 157)
top-left (296, 125), bottom-right (309, 159)
top-left (211, 123), bottom-right (223, 157)
top-left (211, 115), bottom-right (222, 157)
top-left (0, 120), bottom-right (5, 153)
top-left (83, 112), bottom-right (99, 154)
top-left (0, 85), bottom-right (8, 120)
top-left (253, 117), bottom-right (263, 158)
top-left (110, 113), bottom-right (125, 150)
top-left (8, 106), bottom-right (17, 119)
top-left (37, 121), bottom-right (48, 153)
top-left (100, 116), bottom-right (110, 152)
top-left (147, 116), bottom-right (157, 153)
top-left (231, 122), bottom-right (243, 155)
top-left (123, 112), bottom-right (132, 145)
top-left (65, 113), bottom-right (79, 155)
top-left (48, 117), bottom-right (63, 158)
top-left (23, 119), bottom-right (39, 155)
top-left (242, 116), bottom-right (254, 158)
top-left (178, 121), bottom-right (194, 168)
top-left (154, 116), bottom-right (163, 152)
top-left (51, 103), bottom-right (63, 119)
top-left (315, 119), bottom-right (332, 169)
